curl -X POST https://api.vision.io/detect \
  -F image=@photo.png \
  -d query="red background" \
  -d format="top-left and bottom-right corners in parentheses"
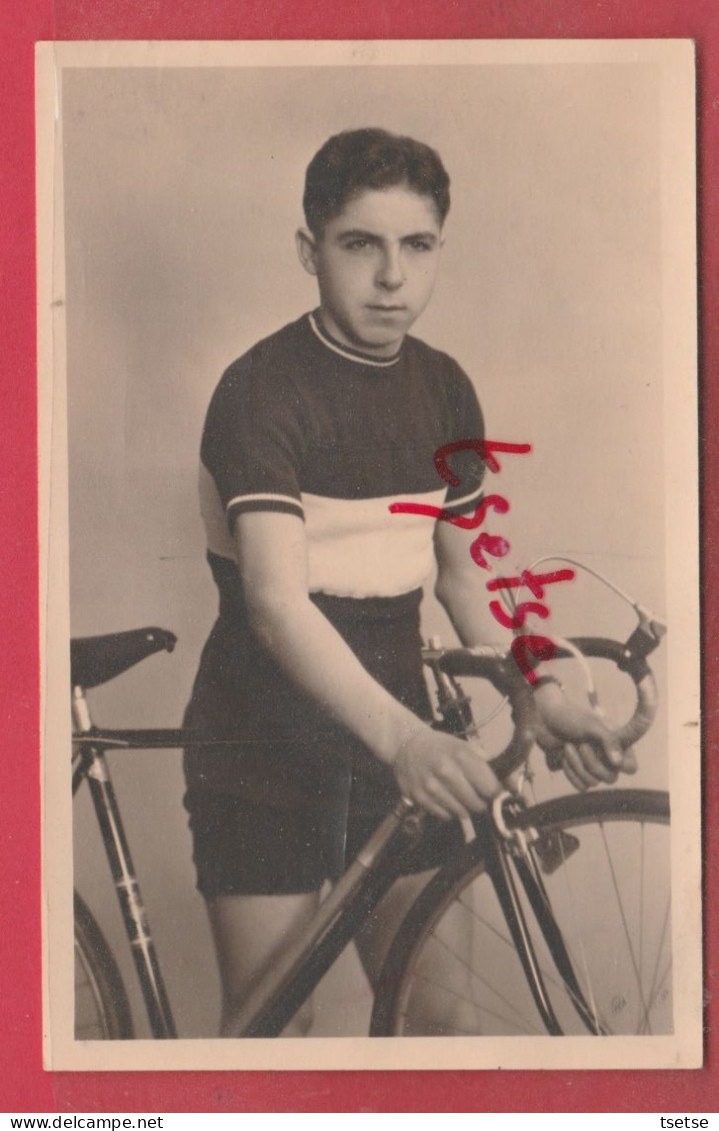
top-left (1, 0), bottom-right (715, 1114)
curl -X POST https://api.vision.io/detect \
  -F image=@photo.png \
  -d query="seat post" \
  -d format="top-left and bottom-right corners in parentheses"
top-left (72, 685), bottom-right (93, 734)
top-left (72, 686), bottom-right (95, 797)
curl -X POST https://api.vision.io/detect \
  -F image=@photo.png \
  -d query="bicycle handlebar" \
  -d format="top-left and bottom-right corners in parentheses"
top-left (73, 626), bottom-right (661, 788)
top-left (426, 635), bottom-right (660, 781)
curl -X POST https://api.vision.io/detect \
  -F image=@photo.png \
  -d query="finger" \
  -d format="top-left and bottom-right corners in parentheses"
top-left (561, 744), bottom-right (598, 790)
top-left (562, 759), bottom-right (590, 793)
top-left (619, 746), bottom-right (638, 774)
top-left (393, 775), bottom-right (454, 821)
top-left (432, 766), bottom-right (490, 815)
top-left (459, 748), bottom-right (502, 803)
top-left (419, 798), bottom-right (455, 821)
top-left (592, 726), bottom-right (640, 773)
top-left (574, 741), bottom-right (618, 785)
top-left (592, 728), bottom-right (625, 770)
top-left (419, 779), bottom-right (470, 821)
top-left (545, 747), bottom-right (564, 772)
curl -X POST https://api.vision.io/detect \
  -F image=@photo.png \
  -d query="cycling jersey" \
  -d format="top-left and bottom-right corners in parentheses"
top-left (198, 310), bottom-right (485, 605)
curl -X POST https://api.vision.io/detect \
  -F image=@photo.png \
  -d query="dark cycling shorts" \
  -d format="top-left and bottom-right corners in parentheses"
top-left (183, 587), bottom-right (464, 897)
top-left (184, 785), bottom-right (465, 898)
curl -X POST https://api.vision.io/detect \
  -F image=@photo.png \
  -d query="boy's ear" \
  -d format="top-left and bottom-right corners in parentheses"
top-left (296, 228), bottom-right (319, 276)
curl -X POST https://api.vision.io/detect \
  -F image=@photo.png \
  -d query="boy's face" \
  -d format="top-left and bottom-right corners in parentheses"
top-left (297, 184), bottom-right (444, 357)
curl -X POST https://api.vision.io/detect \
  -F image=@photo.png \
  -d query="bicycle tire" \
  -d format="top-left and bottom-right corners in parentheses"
top-left (74, 892), bottom-right (134, 1039)
top-left (371, 788), bottom-right (671, 1037)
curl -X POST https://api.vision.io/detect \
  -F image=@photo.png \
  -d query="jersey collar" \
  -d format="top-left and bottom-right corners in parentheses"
top-left (308, 311), bottom-right (403, 368)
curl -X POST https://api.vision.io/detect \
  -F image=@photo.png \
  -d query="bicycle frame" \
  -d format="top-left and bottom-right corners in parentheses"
top-left (72, 624), bottom-right (663, 1039)
top-left (73, 717), bottom-right (604, 1039)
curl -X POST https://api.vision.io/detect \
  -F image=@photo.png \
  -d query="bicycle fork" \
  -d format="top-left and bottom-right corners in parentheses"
top-left (482, 795), bottom-right (605, 1037)
top-left (73, 688), bottom-right (177, 1039)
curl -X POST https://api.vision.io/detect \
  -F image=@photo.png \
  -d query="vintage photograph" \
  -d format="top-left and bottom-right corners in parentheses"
top-left (38, 40), bottom-right (700, 1071)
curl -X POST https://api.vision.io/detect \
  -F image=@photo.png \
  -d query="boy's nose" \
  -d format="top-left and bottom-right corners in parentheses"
top-left (376, 249), bottom-right (404, 290)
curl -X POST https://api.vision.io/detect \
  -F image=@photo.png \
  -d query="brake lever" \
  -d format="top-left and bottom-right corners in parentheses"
top-left (634, 602), bottom-right (667, 643)
top-left (621, 602), bottom-right (667, 670)
top-left (425, 635), bottom-right (483, 738)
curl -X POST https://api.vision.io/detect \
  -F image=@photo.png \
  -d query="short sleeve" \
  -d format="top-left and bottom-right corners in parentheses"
top-left (201, 353), bottom-right (307, 532)
top-left (439, 364), bottom-right (486, 517)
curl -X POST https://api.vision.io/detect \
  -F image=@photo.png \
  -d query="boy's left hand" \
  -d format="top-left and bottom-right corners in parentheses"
top-left (532, 680), bottom-right (638, 791)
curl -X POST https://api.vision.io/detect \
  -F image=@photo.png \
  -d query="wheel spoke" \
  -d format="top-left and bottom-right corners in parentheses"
top-left (426, 926), bottom-right (544, 1034)
top-left (599, 822), bottom-right (653, 1034)
top-left (645, 897), bottom-right (672, 1015)
top-left (456, 894), bottom-right (515, 951)
top-left (407, 971), bottom-right (542, 1035)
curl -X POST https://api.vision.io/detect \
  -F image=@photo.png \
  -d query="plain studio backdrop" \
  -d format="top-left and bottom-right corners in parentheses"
top-left (63, 60), bottom-right (667, 1039)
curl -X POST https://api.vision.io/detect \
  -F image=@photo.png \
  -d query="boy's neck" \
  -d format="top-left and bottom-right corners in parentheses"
top-left (315, 308), bottom-right (405, 361)
top-left (314, 309), bottom-right (404, 361)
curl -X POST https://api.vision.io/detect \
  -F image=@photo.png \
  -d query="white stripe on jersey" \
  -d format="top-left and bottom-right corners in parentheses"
top-left (226, 491), bottom-right (303, 513)
top-left (302, 490), bottom-right (445, 598)
top-left (201, 468), bottom-right (305, 559)
top-left (200, 461), bottom-right (448, 599)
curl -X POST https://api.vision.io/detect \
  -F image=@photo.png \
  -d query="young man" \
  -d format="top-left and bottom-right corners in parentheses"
top-left (183, 128), bottom-right (635, 1036)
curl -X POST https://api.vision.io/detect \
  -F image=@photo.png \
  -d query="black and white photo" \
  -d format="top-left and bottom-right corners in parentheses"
top-left (38, 39), bottom-right (700, 1071)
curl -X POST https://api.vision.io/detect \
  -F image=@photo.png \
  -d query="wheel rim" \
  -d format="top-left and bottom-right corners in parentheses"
top-left (74, 938), bottom-right (114, 1039)
top-left (387, 794), bottom-right (671, 1037)
top-left (74, 892), bottom-right (133, 1039)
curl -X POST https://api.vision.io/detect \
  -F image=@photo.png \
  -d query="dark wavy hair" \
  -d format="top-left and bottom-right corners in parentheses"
top-left (303, 128), bottom-right (451, 236)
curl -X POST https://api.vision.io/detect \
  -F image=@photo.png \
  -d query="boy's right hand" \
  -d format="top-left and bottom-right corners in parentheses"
top-left (392, 725), bottom-right (501, 821)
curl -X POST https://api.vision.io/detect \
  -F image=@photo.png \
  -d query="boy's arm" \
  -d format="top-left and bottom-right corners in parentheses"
top-left (433, 517), bottom-right (507, 647)
top-left (433, 520), bottom-right (637, 788)
top-left (234, 510), bottom-right (500, 819)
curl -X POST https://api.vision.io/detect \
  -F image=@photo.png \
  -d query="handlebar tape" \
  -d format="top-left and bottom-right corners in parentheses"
top-left (433, 636), bottom-right (659, 778)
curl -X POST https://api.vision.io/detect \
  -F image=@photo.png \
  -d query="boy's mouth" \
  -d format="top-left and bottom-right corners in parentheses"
top-left (366, 304), bottom-right (407, 312)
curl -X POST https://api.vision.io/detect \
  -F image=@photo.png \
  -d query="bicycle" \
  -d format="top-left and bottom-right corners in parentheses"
top-left (71, 600), bottom-right (670, 1040)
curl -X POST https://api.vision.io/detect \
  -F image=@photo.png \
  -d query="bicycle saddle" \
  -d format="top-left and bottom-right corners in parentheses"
top-left (70, 627), bottom-right (177, 689)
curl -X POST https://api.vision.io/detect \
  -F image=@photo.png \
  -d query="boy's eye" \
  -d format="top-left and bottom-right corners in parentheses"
top-left (345, 238), bottom-right (370, 251)
top-left (408, 238), bottom-right (432, 251)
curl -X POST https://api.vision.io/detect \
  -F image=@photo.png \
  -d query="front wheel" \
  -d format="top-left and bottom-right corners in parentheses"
top-left (75, 892), bottom-right (134, 1039)
top-left (371, 789), bottom-right (671, 1037)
